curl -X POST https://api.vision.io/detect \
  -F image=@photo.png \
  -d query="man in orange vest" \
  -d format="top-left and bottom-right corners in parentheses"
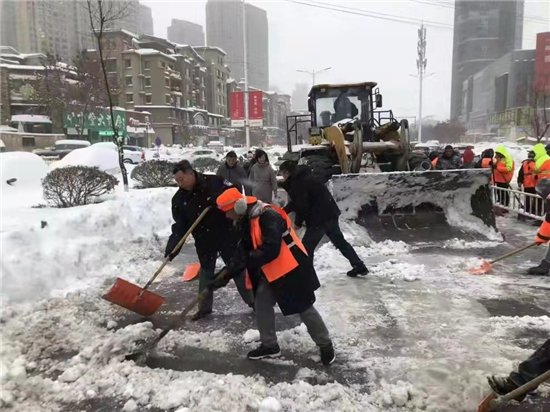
top-left (517, 151), bottom-right (536, 215)
top-left (211, 188), bottom-right (335, 365)
top-left (528, 178), bottom-right (550, 276)
top-left (493, 146), bottom-right (515, 206)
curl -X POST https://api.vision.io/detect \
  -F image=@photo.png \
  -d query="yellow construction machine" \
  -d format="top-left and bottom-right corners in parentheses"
top-left (284, 82), bottom-right (495, 242)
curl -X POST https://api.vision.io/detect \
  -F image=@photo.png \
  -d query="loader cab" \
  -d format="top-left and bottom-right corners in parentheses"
top-left (308, 82), bottom-right (377, 129)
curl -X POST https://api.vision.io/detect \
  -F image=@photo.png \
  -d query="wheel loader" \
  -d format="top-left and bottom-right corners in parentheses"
top-left (284, 82), bottom-right (496, 243)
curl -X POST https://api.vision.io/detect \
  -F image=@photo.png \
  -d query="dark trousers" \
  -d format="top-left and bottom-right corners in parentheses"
top-left (524, 187), bottom-right (537, 215)
top-left (496, 182), bottom-right (510, 206)
top-left (197, 244), bottom-right (253, 312)
top-left (302, 218), bottom-right (364, 268)
top-left (510, 338), bottom-right (550, 387)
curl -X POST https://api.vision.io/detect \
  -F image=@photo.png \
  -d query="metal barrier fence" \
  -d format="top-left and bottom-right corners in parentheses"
top-left (491, 185), bottom-right (545, 221)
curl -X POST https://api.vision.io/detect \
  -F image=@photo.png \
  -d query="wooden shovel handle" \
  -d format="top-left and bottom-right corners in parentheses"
top-left (490, 242), bottom-right (538, 265)
top-left (140, 206), bottom-right (212, 295)
top-left (491, 369), bottom-right (550, 408)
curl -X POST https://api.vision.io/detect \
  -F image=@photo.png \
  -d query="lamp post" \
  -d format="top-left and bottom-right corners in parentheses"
top-left (297, 67), bottom-right (332, 86)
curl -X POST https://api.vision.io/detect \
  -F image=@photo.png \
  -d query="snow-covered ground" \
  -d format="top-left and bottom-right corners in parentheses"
top-left (2, 150), bottom-right (550, 411)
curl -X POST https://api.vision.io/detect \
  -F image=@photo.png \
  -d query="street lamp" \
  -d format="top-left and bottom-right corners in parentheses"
top-left (297, 67), bottom-right (332, 86)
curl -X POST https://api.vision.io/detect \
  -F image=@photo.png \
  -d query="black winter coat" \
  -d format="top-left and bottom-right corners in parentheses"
top-left (166, 172), bottom-right (236, 259)
top-left (228, 206), bottom-right (320, 316)
top-left (281, 165), bottom-right (340, 228)
top-left (216, 162), bottom-right (248, 192)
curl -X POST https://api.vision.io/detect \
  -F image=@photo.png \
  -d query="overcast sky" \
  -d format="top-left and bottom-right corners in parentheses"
top-left (143, 0), bottom-right (549, 121)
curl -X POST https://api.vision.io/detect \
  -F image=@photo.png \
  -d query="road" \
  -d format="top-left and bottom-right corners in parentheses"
top-left (62, 216), bottom-right (550, 412)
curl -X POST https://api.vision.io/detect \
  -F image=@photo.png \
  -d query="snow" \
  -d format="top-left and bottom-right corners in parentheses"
top-left (10, 114), bottom-right (51, 123)
top-left (50, 146), bottom-right (121, 174)
top-left (3, 167), bottom-right (550, 411)
top-left (1, 152), bottom-right (49, 209)
top-left (259, 397), bottom-right (282, 412)
top-left (243, 329), bottom-right (261, 343)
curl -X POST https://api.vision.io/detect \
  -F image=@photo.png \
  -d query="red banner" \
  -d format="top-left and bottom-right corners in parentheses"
top-left (230, 92), bottom-right (245, 121)
top-left (535, 32), bottom-right (550, 93)
top-left (248, 91), bottom-right (263, 120)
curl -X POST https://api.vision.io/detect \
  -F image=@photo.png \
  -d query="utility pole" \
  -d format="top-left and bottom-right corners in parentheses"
top-left (242, 0), bottom-right (250, 149)
top-left (417, 24), bottom-right (427, 143)
top-left (297, 67), bottom-right (332, 87)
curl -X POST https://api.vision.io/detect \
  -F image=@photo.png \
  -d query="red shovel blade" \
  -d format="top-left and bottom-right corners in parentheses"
top-left (477, 392), bottom-right (497, 412)
top-left (102, 277), bottom-right (165, 316)
top-left (468, 261), bottom-right (492, 275)
top-left (182, 262), bottom-right (201, 281)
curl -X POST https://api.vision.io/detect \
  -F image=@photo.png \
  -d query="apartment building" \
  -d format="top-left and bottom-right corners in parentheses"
top-left (195, 46), bottom-right (230, 118)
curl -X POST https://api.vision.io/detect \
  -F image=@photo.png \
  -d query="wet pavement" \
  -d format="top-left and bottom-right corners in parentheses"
top-left (62, 216), bottom-right (550, 412)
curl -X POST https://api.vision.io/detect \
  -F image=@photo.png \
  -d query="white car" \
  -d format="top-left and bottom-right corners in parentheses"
top-left (183, 149), bottom-right (222, 163)
top-left (91, 142), bottom-right (144, 164)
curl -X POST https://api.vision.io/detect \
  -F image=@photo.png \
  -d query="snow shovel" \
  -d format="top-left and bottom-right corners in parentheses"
top-left (469, 242), bottom-right (538, 275)
top-left (477, 369), bottom-right (550, 412)
top-left (182, 262), bottom-right (201, 281)
top-left (125, 268), bottom-right (230, 363)
top-left (103, 207), bottom-right (212, 316)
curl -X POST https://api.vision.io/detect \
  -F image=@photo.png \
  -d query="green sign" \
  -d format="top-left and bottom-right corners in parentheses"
top-left (99, 130), bottom-right (115, 136)
top-left (63, 108), bottom-right (126, 137)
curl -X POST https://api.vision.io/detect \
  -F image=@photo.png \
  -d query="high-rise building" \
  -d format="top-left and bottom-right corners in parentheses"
top-left (0, 0), bottom-right (143, 63)
top-left (450, 0), bottom-right (524, 121)
top-left (139, 4), bottom-right (154, 36)
top-left (206, 0), bottom-right (268, 90)
top-left (167, 19), bottom-right (204, 46)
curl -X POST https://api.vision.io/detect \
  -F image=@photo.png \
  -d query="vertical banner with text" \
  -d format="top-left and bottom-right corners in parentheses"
top-left (248, 91), bottom-right (264, 127)
top-left (230, 91), bottom-right (245, 127)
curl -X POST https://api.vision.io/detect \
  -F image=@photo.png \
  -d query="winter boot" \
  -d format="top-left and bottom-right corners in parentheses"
top-left (320, 343), bottom-right (335, 366)
top-left (247, 344), bottom-right (281, 360)
top-left (347, 265), bottom-right (369, 278)
top-left (527, 260), bottom-right (550, 276)
top-left (191, 309), bottom-right (212, 321)
top-left (487, 376), bottom-right (526, 401)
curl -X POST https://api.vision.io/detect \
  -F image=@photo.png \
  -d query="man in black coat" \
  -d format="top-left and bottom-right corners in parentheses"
top-left (166, 160), bottom-right (253, 320)
top-left (435, 145), bottom-right (462, 170)
top-left (216, 151), bottom-right (248, 191)
top-left (210, 188), bottom-right (335, 365)
top-left (279, 161), bottom-right (368, 277)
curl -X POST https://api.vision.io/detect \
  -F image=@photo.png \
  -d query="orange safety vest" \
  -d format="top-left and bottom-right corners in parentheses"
top-left (481, 158), bottom-right (493, 168)
top-left (431, 157), bottom-right (438, 168)
top-left (536, 158), bottom-right (550, 180)
top-left (522, 160), bottom-right (536, 188)
top-left (245, 204), bottom-right (308, 290)
top-left (494, 160), bottom-right (514, 184)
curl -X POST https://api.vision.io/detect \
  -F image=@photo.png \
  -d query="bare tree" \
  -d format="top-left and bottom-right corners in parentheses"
top-left (516, 78), bottom-right (550, 142)
top-left (86, 0), bottom-right (131, 191)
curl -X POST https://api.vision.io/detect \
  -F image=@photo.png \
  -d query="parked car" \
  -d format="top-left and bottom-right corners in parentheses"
top-left (183, 149), bottom-right (222, 163)
top-left (412, 143), bottom-right (441, 157)
top-left (122, 145), bottom-right (146, 163)
top-left (34, 139), bottom-right (91, 160)
top-left (91, 142), bottom-right (144, 164)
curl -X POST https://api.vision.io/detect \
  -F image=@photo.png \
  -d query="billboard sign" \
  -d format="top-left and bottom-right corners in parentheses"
top-left (249, 91), bottom-right (263, 127)
top-left (230, 92), bottom-right (245, 127)
top-left (535, 32), bottom-right (550, 93)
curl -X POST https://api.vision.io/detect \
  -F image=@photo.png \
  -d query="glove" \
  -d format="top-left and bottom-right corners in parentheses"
top-left (207, 268), bottom-right (232, 291)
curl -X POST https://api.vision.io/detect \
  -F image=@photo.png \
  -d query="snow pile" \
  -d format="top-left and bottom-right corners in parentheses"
top-left (443, 238), bottom-right (502, 249)
top-left (369, 259), bottom-right (426, 282)
top-left (331, 170), bottom-right (500, 239)
top-left (371, 380), bottom-right (427, 409)
top-left (51, 146), bottom-right (120, 174)
top-left (277, 324), bottom-right (317, 355)
top-left (1, 152), bottom-right (48, 208)
top-left (243, 329), bottom-right (260, 343)
top-left (489, 315), bottom-right (550, 336)
top-left (259, 397), bottom-right (282, 412)
top-left (1, 188), bottom-right (175, 302)
top-left (160, 329), bottom-right (232, 353)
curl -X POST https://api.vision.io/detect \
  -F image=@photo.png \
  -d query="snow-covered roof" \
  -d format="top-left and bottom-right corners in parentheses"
top-left (0, 64), bottom-right (44, 70)
top-left (9, 73), bottom-right (38, 80)
top-left (11, 114), bottom-right (52, 123)
top-left (125, 48), bottom-right (176, 61)
top-left (101, 28), bottom-right (139, 39)
top-left (209, 113), bottom-right (224, 118)
top-left (194, 46), bottom-right (227, 56)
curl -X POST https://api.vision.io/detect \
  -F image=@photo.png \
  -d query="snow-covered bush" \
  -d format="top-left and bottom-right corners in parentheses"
top-left (131, 160), bottom-right (177, 189)
top-left (42, 166), bottom-right (118, 207)
top-left (192, 157), bottom-right (221, 173)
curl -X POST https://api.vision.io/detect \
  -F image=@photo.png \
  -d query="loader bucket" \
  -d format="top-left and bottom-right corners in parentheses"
top-left (330, 169), bottom-right (495, 243)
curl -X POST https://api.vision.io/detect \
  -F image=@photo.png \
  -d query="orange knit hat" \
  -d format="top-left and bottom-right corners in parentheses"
top-left (216, 187), bottom-right (257, 212)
